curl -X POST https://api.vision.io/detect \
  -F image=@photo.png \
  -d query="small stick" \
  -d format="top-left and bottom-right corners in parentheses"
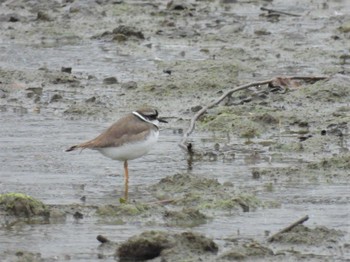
top-left (267, 215), bottom-right (309, 242)
top-left (178, 78), bottom-right (273, 151)
top-left (289, 76), bottom-right (328, 81)
top-left (260, 7), bottom-right (301, 17)
top-left (178, 76), bottom-right (328, 154)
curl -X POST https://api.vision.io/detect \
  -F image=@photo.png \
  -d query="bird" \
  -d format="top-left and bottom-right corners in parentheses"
top-left (66, 108), bottom-right (167, 201)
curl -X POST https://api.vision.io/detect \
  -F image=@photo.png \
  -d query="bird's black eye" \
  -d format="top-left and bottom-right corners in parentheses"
top-left (146, 110), bottom-right (158, 120)
top-left (148, 113), bottom-right (157, 120)
top-left (138, 109), bottom-right (159, 120)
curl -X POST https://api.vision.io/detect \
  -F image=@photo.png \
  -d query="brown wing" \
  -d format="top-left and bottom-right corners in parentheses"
top-left (66, 113), bottom-right (152, 151)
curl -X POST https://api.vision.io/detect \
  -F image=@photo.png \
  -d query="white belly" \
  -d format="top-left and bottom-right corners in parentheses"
top-left (96, 130), bottom-right (159, 161)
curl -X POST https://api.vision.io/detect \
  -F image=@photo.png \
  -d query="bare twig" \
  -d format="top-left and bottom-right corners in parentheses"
top-left (260, 7), bottom-right (301, 17)
top-left (179, 79), bottom-right (273, 152)
top-left (289, 76), bottom-right (328, 81)
top-left (267, 215), bottom-right (309, 242)
top-left (178, 76), bottom-right (328, 153)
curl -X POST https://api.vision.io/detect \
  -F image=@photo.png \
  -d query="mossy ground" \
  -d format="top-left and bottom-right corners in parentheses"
top-left (150, 173), bottom-right (263, 213)
top-left (0, 193), bottom-right (49, 218)
top-left (270, 225), bottom-right (344, 245)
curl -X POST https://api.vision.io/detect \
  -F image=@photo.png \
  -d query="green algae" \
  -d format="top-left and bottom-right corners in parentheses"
top-left (150, 173), bottom-right (263, 213)
top-left (0, 193), bottom-right (49, 218)
top-left (96, 203), bottom-right (150, 217)
top-left (307, 152), bottom-right (350, 170)
top-left (220, 239), bottom-right (274, 260)
top-left (197, 106), bottom-right (280, 136)
top-left (271, 225), bottom-right (344, 245)
top-left (164, 208), bottom-right (207, 227)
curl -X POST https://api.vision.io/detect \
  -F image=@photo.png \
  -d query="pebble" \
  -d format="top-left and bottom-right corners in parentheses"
top-left (103, 77), bottom-right (118, 85)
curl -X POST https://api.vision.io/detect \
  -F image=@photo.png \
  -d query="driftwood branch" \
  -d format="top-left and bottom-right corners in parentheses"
top-left (267, 215), bottom-right (309, 242)
top-left (260, 7), bottom-right (301, 17)
top-left (179, 76), bottom-right (328, 153)
top-left (179, 78), bottom-right (273, 152)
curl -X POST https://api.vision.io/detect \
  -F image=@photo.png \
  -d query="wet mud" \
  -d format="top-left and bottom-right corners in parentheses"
top-left (1, 0), bottom-right (350, 261)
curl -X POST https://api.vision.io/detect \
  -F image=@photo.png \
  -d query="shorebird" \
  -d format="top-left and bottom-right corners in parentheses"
top-left (66, 108), bottom-right (167, 200)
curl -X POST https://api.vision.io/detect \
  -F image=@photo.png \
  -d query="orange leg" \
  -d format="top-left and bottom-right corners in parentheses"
top-left (123, 160), bottom-right (129, 201)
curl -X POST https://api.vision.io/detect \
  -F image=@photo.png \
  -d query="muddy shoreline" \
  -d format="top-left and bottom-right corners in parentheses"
top-left (1, 0), bottom-right (350, 261)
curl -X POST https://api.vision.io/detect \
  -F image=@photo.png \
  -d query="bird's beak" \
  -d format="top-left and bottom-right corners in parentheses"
top-left (158, 118), bottom-right (168, 123)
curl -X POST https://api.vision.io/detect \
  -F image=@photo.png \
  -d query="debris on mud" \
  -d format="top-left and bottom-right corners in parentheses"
top-left (97, 203), bottom-right (152, 217)
top-left (96, 202), bottom-right (164, 225)
top-left (0, 193), bottom-right (49, 221)
top-left (150, 173), bottom-right (262, 213)
top-left (97, 25), bottom-right (145, 42)
top-left (308, 152), bottom-right (350, 170)
top-left (184, 75), bottom-right (348, 157)
top-left (112, 25), bottom-right (145, 39)
top-left (270, 225), bottom-right (344, 245)
top-left (92, 173), bottom-right (263, 227)
top-left (220, 238), bottom-right (274, 260)
top-left (117, 230), bottom-right (218, 261)
top-left (163, 207), bottom-right (207, 227)
top-left (197, 103), bottom-right (267, 134)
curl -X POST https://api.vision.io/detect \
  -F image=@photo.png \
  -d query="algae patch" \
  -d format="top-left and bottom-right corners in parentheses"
top-left (198, 106), bottom-right (279, 137)
top-left (97, 203), bottom-right (149, 217)
top-left (220, 239), bottom-right (274, 260)
top-left (163, 207), bottom-right (207, 227)
top-left (307, 152), bottom-right (350, 170)
top-left (150, 173), bottom-right (263, 213)
top-left (270, 225), bottom-right (344, 245)
top-left (96, 202), bottom-right (164, 225)
top-left (0, 193), bottom-right (49, 218)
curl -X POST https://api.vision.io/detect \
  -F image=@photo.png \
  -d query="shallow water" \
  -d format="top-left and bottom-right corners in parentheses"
top-left (1, 111), bottom-right (349, 260)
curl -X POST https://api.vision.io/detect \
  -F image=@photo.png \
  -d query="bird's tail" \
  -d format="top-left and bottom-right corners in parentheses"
top-left (66, 140), bottom-right (95, 152)
top-left (66, 145), bottom-right (78, 152)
